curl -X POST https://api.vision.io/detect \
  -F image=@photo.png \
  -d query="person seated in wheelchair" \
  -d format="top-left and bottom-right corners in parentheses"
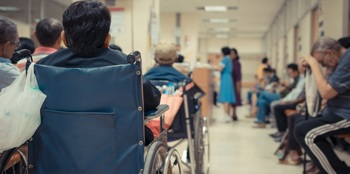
top-left (144, 41), bottom-right (190, 83)
top-left (36, 0), bottom-right (160, 145)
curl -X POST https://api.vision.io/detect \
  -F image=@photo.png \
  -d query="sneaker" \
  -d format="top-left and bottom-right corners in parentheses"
top-left (181, 150), bottom-right (189, 164)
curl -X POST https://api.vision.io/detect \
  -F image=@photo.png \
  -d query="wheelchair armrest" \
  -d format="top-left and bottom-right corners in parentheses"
top-left (144, 104), bottom-right (169, 124)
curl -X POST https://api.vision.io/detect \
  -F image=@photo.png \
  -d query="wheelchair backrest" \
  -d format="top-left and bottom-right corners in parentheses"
top-left (28, 63), bottom-right (145, 174)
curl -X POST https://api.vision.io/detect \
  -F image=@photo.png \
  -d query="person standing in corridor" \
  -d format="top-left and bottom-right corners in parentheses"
top-left (218, 47), bottom-right (236, 123)
top-left (231, 48), bottom-right (242, 121)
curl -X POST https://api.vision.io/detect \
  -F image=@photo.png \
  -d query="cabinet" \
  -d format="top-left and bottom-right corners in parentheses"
top-left (192, 67), bottom-right (214, 122)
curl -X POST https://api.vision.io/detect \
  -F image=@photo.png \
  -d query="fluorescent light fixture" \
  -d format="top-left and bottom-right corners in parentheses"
top-left (216, 34), bottom-right (229, 38)
top-left (204, 6), bottom-right (227, 12)
top-left (213, 27), bottom-right (231, 32)
top-left (209, 18), bottom-right (229, 23)
top-left (0, 6), bottom-right (20, 12)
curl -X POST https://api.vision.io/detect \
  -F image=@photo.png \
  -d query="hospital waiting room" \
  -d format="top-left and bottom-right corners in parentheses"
top-left (1, 0), bottom-right (350, 174)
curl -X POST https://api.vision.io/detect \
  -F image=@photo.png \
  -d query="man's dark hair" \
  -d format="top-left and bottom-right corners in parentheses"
top-left (176, 54), bottom-right (184, 63)
top-left (109, 44), bottom-right (122, 52)
top-left (263, 67), bottom-right (272, 73)
top-left (338, 37), bottom-right (350, 49)
top-left (63, 0), bottom-right (111, 57)
top-left (262, 57), bottom-right (268, 64)
top-left (287, 63), bottom-right (298, 71)
top-left (0, 18), bottom-right (17, 44)
top-left (231, 48), bottom-right (240, 60)
top-left (17, 37), bottom-right (35, 53)
top-left (36, 18), bottom-right (63, 47)
top-left (221, 46), bottom-right (231, 56)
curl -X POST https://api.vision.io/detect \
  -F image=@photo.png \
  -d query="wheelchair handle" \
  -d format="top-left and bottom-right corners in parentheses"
top-left (127, 51), bottom-right (141, 63)
top-left (14, 49), bottom-right (33, 62)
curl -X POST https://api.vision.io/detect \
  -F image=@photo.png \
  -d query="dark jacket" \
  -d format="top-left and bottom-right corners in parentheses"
top-left (144, 65), bottom-right (189, 83)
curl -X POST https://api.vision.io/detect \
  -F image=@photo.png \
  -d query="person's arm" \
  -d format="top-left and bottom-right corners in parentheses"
top-left (301, 55), bottom-right (338, 99)
top-left (142, 79), bottom-right (161, 112)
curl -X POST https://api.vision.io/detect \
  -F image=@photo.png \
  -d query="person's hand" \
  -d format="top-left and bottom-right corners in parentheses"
top-left (300, 55), bottom-right (318, 68)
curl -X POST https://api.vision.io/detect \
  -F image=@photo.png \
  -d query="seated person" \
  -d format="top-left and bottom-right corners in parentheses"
top-left (0, 18), bottom-right (20, 91)
top-left (254, 63), bottom-right (300, 128)
top-left (263, 67), bottom-right (280, 92)
top-left (17, 18), bottom-right (63, 71)
top-left (144, 41), bottom-right (190, 83)
top-left (36, 1), bottom-right (160, 145)
top-left (295, 37), bottom-right (350, 174)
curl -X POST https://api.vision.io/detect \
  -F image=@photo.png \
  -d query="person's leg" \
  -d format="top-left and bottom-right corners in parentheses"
top-left (251, 93), bottom-right (258, 114)
top-left (294, 115), bottom-right (350, 174)
top-left (223, 103), bottom-right (230, 115)
top-left (255, 98), bottom-right (268, 127)
top-left (247, 91), bottom-right (253, 105)
top-left (274, 103), bottom-right (297, 133)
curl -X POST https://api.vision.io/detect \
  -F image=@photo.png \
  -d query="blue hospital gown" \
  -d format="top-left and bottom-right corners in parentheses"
top-left (219, 56), bottom-right (236, 104)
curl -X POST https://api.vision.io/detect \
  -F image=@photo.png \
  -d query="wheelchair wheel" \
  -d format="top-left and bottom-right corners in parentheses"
top-left (144, 141), bottom-right (167, 174)
top-left (194, 116), bottom-right (210, 174)
top-left (0, 147), bottom-right (28, 174)
top-left (164, 149), bottom-right (183, 174)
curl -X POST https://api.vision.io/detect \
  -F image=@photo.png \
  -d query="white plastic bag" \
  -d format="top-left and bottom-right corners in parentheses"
top-left (305, 69), bottom-right (321, 117)
top-left (0, 63), bottom-right (46, 152)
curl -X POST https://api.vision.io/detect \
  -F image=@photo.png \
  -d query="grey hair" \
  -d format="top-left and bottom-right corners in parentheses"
top-left (0, 18), bottom-right (17, 44)
top-left (311, 36), bottom-right (343, 54)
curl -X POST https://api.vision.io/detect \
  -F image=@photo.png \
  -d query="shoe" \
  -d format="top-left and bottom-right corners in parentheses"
top-left (270, 132), bottom-right (284, 138)
top-left (269, 132), bottom-right (279, 138)
top-left (279, 157), bottom-right (302, 165)
top-left (254, 120), bottom-right (270, 124)
top-left (232, 116), bottom-right (238, 121)
top-left (253, 123), bottom-right (266, 128)
top-left (181, 150), bottom-right (189, 164)
top-left (274, 137), bottom-right (282, 142)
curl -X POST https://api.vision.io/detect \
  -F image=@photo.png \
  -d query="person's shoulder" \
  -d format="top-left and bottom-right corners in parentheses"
top-left (36, 48), bottom-right (70, 65)
top-left (105, 49), bottom-right (128, 64)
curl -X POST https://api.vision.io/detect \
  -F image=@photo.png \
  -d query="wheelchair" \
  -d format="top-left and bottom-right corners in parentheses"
top-left (149, 79), bottom-right (210, 174)
top-left (0, 50), bottom-right (183, 174)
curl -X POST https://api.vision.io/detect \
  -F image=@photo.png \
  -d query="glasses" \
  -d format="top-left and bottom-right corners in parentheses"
top-left (8, 40), bottom-right (19, 48)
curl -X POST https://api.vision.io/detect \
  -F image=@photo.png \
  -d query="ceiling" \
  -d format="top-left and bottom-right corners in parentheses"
top-left (160, 0), bottom-right (285, 38)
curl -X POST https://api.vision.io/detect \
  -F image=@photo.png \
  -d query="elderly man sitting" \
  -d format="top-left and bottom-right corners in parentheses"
top-left (144, 42), bottom-right (190, 83)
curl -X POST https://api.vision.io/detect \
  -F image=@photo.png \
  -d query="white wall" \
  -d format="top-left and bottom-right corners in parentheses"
top-left (114, 0), bottom-right (159, 70)
top-left (159, 12), bottom-right (199, 64)
top-left (321, 0), bottom-right (347, 39)
top-left (14, 20), bottom-right (31, 38)
top-left (286, 28), bottom-right (295, 64)
top-left (297, 12), bottom-right (311, 59)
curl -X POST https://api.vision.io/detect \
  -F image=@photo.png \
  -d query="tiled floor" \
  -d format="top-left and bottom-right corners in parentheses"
top-left (172, 105), bottom-right (303, 174)
top-left (171, 104), bottom-right (350, 174)
top-left (208, 105), bottom-right (302, 174)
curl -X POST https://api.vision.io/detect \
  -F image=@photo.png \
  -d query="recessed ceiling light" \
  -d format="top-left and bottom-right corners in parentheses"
top-left (214, 28), bottom-right (230, 32)
top-left (197, 6), bottom-right (238, 12)
top-left (216, 34), bottom-right (229, 38)
top-left (203, 19), bottom-right (237, 23)
top-left (209, 18), bottom-right (229, 23)
top-left (0, 6), bottom-right (20, 12)
top-left (204, 6), bottom-right (227, 12)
